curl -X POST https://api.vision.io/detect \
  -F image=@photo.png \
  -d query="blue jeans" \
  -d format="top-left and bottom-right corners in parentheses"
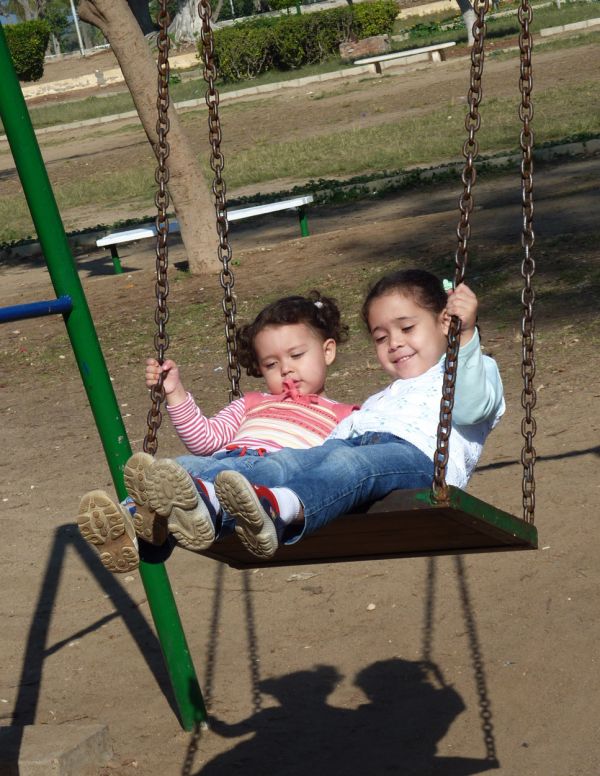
top-left (177, 448), bottom-right (276, 538)
top-left (180, 434), bottom-right (433, 544)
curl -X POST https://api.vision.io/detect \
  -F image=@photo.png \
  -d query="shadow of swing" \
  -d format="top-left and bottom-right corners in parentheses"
top-left (6, 523), bottom-right (179, 762)
top-left (180, 558), bottom-right (500, 776)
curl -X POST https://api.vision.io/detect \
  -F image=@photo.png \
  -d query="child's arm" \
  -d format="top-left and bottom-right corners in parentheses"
top-left (446, 286), bottom-right (504, 426)
top-left (453, 331), bottom-right (504, 426)
top-left (145, 358), bottom-right (187, 406)
top-left (166, 393), bottom-right (247, 455)
top-left (146, 357), bottom-right (247, 454)
top-left (445, 284), bottom-right (477, 346)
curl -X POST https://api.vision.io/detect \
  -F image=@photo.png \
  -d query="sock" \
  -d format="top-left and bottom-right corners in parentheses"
top-left (123, 496), bottom-right (136, 517)
top-left (269, 487), bottom-right (302, 524)
top-left (196, 478), bottom-right (221, 515)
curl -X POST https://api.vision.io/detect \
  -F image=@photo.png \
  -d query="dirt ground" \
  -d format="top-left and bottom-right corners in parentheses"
top-left (1, 40), bottom-right (600, 776)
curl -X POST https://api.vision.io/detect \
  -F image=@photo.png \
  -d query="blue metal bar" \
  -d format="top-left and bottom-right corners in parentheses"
top-left (0, 295), bottom-right (73, 324)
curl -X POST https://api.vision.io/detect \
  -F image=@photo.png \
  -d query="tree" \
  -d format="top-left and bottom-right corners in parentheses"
top-left (0, 0), bottom-right (43, 20)
top-left (77, 0), bottom-right (218, 274)
top-left (168, 0), bottom-right (225, 45)
top-left (455, 0), bottom-right (475, 45)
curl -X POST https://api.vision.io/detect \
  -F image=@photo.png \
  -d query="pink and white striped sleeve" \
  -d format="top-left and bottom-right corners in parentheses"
top-left (166, 392), bottom-right (247, 455)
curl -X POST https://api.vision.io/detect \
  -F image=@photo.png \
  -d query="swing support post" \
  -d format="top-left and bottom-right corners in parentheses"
top-left (0, 24), bottom-right (206, 731)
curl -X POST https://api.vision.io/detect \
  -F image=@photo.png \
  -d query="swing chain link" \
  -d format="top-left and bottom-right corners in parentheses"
top-left (432, 0), bottom-right (489, 502)
top-left (518, 0), bottom-right (536, 523)
top-left (198, 0), bottom-right (242, 402)
top-left (144, 0), bottom-right (172, 456)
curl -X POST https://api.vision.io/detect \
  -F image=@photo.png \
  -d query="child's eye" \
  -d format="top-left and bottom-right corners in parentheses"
top-left (402, 326), bottom-right (415, 333)
top-left (291, 352), bottom-right (305, 360)
top-left (263, 362), bottom-right (276, 370)
top-left (374, 335), bottom-right (387, 344)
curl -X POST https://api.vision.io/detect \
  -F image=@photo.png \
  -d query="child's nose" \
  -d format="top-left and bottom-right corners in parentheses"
top-left (389, 333), bottom-right (404, 350)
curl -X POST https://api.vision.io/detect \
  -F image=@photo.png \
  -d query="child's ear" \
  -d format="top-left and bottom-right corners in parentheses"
top-left (323, 338), bottom-right (337, 366)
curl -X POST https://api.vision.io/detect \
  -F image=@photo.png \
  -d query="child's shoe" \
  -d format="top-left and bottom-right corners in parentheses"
top-left (214, 471), bottom-right (279, 559)
top-left (77, 490), bottom-right (139, 573)
top-left (146, 458), bottom-right (216, 551)
top-left (123, 452), bottom-right (169, 545)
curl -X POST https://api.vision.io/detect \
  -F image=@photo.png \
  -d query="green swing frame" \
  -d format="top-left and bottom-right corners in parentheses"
top-left (0, 0), bottom-right (538, 735)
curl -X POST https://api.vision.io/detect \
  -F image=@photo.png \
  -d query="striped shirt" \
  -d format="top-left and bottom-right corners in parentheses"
top-left (167, 382), bottom-right (358, 455)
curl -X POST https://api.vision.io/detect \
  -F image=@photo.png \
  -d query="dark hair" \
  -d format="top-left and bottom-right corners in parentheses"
top-left (361, 269), bottom-right (447, 331)
top-left (237, 291), bottom-right (348, 378)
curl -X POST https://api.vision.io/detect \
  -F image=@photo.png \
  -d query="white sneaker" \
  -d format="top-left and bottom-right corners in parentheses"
top-left (123, 452), bottom-right (170, 545)
top-left (77, 490), bottom-right (139, 573)
top-left (146, 458), bottom-right (216, 551)
top-left (214, 471), bottom-right (279, 559)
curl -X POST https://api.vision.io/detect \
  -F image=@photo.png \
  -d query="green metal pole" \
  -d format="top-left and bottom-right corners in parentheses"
top-left (298, 206), bottom-right (310, 237)
top-left (0, 24), bottom-right (206, 731)
top-left (109, 245), bottom-right (124, 275)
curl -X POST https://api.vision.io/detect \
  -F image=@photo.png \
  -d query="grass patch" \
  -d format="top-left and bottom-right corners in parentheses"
top-left (224, 79), bottom-right (600, 186)
top-left (1, 77), bottom-right (598, 243)
top-left (395, 0), bottom-right (600, 47)
top-left (11, 58), bottom-right (348, 133)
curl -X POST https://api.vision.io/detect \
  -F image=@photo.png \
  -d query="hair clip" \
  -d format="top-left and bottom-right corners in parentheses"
top-left (314, 300), bottom-right (324, 308)
top-left (442, 279), bottom-right (454, 292)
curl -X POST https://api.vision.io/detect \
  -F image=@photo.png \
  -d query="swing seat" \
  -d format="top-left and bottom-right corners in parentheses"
top-left (201, 486), bottom-right (538, 569)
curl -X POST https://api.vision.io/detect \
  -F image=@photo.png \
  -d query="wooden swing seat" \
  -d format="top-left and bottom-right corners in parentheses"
top-left (201, 486), bottom-right (538, 569)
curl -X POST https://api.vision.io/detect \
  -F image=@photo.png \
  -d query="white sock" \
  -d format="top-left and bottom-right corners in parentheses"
top-left (198, 479), bottom-right (221, 515)
top-left (269, 487), bottom-right (303, 524)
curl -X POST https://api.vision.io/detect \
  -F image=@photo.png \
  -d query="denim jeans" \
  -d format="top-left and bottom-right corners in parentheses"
top-left (177, 448), bottom-right (276, 538)
top-left (180, 434), bottom-right (433, 545)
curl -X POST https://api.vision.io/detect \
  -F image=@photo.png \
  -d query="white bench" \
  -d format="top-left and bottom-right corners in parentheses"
top-left (355, 42), bottom-right (456, 74)
top-left (96, 195), bottom-right (314, 273)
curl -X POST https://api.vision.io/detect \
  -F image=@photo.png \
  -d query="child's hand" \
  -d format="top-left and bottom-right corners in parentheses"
top-left (446, 284), bottom-right (478, 344)
top-left (145, 358), bottom-right (186, 404)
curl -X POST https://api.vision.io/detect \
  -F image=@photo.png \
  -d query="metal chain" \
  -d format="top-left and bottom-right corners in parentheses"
top-left (432, 0), bottom-right (490, 502)
top-left (518, 0), bottom-right (537, 523)
top-left (144, 0), bottom-right (172, 455)
top-left (197, 0), bottom-right (242, 401)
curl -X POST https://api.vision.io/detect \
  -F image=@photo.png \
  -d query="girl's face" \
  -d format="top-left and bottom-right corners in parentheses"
top-left (367, 291), bottom-right (449, 380)
top-left (254, 323), bottom-right (336, 396)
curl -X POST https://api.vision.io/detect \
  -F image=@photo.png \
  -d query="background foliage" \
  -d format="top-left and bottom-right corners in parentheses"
top-left (207, 0), bottom-right (398, 81)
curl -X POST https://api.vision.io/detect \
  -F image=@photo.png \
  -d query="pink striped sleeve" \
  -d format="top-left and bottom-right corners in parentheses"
top-left (166, 392), bottom-right (246, 455)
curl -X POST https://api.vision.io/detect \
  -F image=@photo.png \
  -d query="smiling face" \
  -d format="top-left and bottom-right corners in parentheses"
top-left (367, 291), bottom-right (449, 380)
top-left (253, 322), bottom-right (336, 396)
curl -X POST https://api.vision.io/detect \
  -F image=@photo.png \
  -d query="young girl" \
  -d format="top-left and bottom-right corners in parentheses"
top-left (77, 292), bottom-right (358, 571)
top-left (137, 269), bottom-right (505, 560)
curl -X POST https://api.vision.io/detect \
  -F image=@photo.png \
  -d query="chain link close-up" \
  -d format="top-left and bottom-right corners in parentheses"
top-left (518, 0), bottom-right (537, 524)
top-left (433, 0), bottom-right (490, 502)
top-left (144, 0), bottom-right (172, 456)
top-left (198, 0), bottom-right (242, 402)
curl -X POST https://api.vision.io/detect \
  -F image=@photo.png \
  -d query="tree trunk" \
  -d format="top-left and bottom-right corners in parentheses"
top-left (169, 0), bottom-right (225, 44)
top-left (455, 0), bottom-right (475, 45)
top-left (77, 0), bottom-right (218, 275)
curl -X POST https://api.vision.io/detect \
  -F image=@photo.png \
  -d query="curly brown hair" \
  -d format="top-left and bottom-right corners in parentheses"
top-left (237, 291), bottom-right (348, 378)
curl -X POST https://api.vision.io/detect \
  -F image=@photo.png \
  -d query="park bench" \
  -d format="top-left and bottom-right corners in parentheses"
top-left (96, 194), bottom-right (314, 273)
top-left (355, 42), bottom-right (457, 74)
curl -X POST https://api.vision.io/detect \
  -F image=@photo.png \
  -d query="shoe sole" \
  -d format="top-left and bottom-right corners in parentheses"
top-left (77, 490), bottom-right (139, 573)
top-left (147, 459), bottom-right (215, 551)
top-left (214, 471), bottom-right (278, 559)
top-left (123, 452), bottom-right (169, 546)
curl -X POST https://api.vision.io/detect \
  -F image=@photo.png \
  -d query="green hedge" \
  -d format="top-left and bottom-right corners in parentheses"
top-left (4, 20), bottom-right (50, 82)
top-left (205, 0), bottom-right (398, 82)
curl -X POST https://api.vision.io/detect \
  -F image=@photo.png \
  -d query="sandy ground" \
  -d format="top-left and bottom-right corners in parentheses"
top-left (1, 36), bottom-right (600, 776)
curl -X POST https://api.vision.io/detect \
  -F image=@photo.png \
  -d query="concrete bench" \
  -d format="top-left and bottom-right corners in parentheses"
top-left (355, 42), bottom-right (456, 74)
top-left (96, 194), bottom-right (314, 273)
